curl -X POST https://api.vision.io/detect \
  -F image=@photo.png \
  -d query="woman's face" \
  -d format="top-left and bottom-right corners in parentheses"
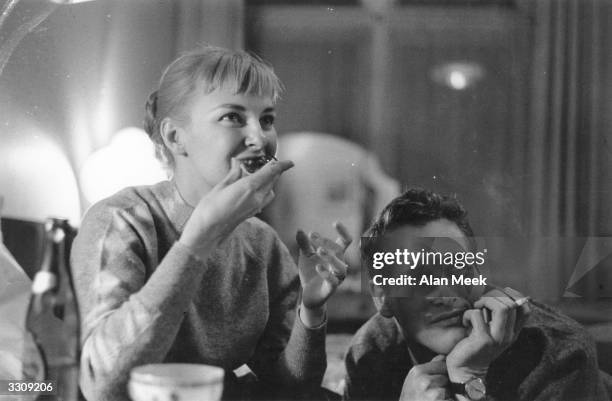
top-left (178, 87), bottom-right (277, 193)
top-left (383, 220), bottom-right (476, 355)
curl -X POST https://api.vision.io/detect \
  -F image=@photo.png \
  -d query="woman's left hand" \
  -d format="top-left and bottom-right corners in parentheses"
top-left (296, 222), bottom-right (352, 319)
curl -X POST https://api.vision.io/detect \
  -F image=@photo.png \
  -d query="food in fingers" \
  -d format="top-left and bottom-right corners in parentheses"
top-left (245, 159), bottom-right (294, 191)
top-left (240, 154), bottom-right (278, 174)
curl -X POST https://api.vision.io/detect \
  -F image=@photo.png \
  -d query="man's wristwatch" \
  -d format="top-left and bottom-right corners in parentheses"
top-left (450, 377), bottom-right (487, 400)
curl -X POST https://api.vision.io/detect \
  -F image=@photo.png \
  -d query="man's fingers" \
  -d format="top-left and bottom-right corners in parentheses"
top-left (412, 358), bottom-right (447, 375)
top-left (462, 309), bottom-right (488, 335)
top-left (425, 374), bottom-right (450, 388)
top-left (473, 297), bottom-right (516, 343)
top-left (296, 230), bottom-right (316, 257)
top-left (333, 221), bottom-right (353, 250)
top-left (501, 286), bottom-right (525, 300)
top-left (502, 287), bottom-right (531, 337)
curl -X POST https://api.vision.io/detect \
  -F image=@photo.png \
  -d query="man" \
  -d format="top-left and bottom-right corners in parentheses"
top-left (345, 188), bottom-right (610, 401)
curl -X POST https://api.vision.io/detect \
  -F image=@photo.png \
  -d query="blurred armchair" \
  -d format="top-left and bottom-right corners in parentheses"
top-left (266, 131), bottom-right (399, 272)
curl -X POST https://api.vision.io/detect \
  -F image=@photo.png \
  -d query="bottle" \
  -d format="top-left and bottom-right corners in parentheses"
top-left (22, 218), bottom-right (80, 401)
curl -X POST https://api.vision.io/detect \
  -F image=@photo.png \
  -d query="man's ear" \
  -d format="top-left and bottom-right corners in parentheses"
top-left (160, 117), bottom-right (187, 157)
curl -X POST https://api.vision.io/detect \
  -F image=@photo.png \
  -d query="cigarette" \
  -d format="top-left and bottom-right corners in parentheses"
top-left (515, 297), bottom-right (530, 307)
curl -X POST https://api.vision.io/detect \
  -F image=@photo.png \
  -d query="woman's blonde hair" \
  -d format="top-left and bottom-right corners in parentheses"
top-left (144, 46), bottom-right (283, 169)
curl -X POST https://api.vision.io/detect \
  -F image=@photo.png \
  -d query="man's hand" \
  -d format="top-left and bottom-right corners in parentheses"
top-left (400, 355), bottom-right (451, 401)
top-left (446, 287), bottom-right (531, 383)
top-left (296, 222), bottom-right (352, 327)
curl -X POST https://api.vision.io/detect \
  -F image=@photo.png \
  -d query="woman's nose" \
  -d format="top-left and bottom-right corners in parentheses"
top-left (244, 123), bottom-right (266, 150)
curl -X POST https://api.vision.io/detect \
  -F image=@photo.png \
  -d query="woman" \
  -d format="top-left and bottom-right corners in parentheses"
top-left (71, 46), bottom-right (351, 401)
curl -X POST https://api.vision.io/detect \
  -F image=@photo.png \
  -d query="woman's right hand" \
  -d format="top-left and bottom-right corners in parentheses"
top-left (179, 158), bottom-right (294, 257)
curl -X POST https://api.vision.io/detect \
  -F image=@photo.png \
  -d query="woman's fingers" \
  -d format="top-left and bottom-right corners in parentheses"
top-left (296, 230), bottom-right (316, 257)
top-left (309, 232), bottom-right (342, 255)
top-left (216, 158), bottom-right (243, 189)
top-left (316, 247), bottom-right (348, 281)
top-left (256, 189), bottom-right (276, 214)
top-left (333, 221), bottom-right (353, 250)
top-left (315, 264), bottom-right (341, 288)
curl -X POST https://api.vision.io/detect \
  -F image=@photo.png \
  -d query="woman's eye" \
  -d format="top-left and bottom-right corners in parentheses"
top-left (260, 115), bottom-right (275, 130)
top-left (220, 112), bottom-right (245, 125)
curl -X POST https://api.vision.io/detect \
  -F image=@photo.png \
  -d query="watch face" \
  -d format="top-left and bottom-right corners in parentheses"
top-left (465, 377), bottom-right (486, 400)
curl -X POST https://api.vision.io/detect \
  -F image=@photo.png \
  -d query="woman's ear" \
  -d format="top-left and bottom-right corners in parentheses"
top-left (160, 117), bottom-right (188, 157)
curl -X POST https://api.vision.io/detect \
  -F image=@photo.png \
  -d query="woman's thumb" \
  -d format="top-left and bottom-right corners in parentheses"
top-left (217, 158), bottom-right (242, 189)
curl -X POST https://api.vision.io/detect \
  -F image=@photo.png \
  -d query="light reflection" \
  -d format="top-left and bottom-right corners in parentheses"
top-left (0, 132), bottom-right (81, 223)
top-left (79, 127), bottom-right (167, 205)
top-left (431, 61), bottom-right (485, 91)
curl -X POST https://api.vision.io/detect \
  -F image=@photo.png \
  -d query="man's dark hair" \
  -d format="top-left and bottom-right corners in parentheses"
top-left (362, 187), bottom-right (475, 259)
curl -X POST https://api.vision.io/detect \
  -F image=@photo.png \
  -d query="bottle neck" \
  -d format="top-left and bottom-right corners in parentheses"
top-left (32, 219), bottom-right (69, 294)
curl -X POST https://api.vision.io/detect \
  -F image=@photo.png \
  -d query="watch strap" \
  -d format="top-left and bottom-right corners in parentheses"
top-left (450, 377), bottom-right (487, 400)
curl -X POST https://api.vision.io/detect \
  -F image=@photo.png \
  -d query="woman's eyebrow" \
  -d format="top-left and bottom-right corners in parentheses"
top-left (211, 104), bottom-right (275, 114)
top-left (214, 104), bottom-right (246, 112)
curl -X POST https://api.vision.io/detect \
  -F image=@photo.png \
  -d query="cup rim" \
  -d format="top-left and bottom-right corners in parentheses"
top-left (130, 363), bottom-right (225, 386)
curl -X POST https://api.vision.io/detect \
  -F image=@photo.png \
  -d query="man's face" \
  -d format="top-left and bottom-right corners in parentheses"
top-left (381, 219), bottom-right (476, 355)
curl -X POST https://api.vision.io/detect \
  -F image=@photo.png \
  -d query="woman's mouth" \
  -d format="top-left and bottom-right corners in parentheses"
top-left (240, 155), bottom-right (277, 174)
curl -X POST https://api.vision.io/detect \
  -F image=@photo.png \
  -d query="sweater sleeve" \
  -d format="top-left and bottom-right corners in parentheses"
top-left (488, 302), bottom-right (611, 401)
top-left (345, 343), bottom-right (390, 401)
top-left (71, 201), bottom-right (207, 401)
top-left (247, 234), bottom-right (327, 394)
top-left (518, 327), bottom-right (610, 401)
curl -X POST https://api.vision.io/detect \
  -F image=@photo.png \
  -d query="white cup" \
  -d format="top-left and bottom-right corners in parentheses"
top-left (128, 363), bottom-right (224, 401)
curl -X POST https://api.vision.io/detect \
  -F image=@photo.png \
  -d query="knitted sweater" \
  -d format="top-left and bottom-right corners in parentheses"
top-left (71, 180), bottom-right (326, 401)
top-left (345, 302), bottom-right (610, 401)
